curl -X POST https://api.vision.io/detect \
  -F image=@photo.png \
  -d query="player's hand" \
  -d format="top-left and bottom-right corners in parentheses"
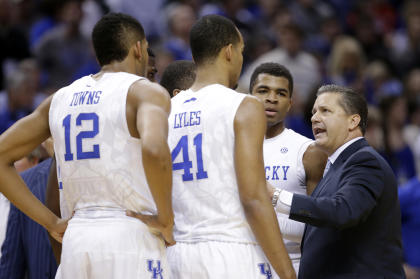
top-left (126, 210), bottom-right (176, 247)
top-left (47, 218), bottom-right (68, 243)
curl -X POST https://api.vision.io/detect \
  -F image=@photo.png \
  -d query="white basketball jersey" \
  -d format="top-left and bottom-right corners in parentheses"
top-left (49, 72), bottom-right (157, 216)
top-left (168, 84), bottom-right (256, 243)
top-left (263, 128), bottom-right (312, 259)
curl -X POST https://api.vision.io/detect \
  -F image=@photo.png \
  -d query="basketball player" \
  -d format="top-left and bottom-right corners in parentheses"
top-left (147, 47), bottom-right (158, 82)
top-left (1, 12), bottom-right (175, 278)
top-left (130, 15), bottom-right (295, 279)
top-left (250, 62), bottom-right (327, 275)
top-left (160, 60), bottom-right (196, 97)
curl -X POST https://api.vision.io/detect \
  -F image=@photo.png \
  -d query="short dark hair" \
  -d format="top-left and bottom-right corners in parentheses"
top-left (147, 47), bottom-right (155, 58)
top-left (317, 84), bottom-right (368, 135)
top-left (249, 63), bottom-right (294, 95)
top-left (92, 13), bottom-right (145, 67)
top-left (160, 60), bottom-right (196, 97)
top-left (190, 15), bottom-right (240, 65)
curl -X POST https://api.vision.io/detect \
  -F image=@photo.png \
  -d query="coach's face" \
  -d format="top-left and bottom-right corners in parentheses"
top-left (311, 92), bottom-right (353, 155)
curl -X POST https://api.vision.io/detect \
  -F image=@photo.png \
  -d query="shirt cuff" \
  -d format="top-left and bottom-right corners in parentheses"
top-left (275, 190), bottom-right (292, 215)
top-left (280, 190), bottom-right (293, 206)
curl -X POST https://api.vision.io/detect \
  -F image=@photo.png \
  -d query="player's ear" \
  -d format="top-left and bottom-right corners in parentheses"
top-left (173, 89), bottom-right (181, 97)
top-left (133, 41), bottom-right (142, 60)
top-left (224, 44), bottom-right (233, 62)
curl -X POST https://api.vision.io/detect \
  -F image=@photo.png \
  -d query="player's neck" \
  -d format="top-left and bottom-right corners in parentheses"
top-left (191, 65), bottom-right (231, 91)
top-left (265, 122), bottom-right (285, 139)
top-left (93, 59), bottom-right (137, 78)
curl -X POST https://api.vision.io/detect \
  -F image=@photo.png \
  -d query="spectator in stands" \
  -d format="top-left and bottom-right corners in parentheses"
top-left (164, 3), bottom-right (195, 60)
top-left (380, 95), bottom-right (416, 184)
top-left (239, 23), bottom-right (320, 107)
top-left (0, 0), bottom-right (31, 90)
top-left (34, 0), bottom-right (97, 93)
top-left (0, 70), bottom-right (36, 134)
top-left (326, 36), bottom-right (366, 94)
top-left (399, 176), bottom-right (420, 279)
top-left (390, 0), bottom-right (420, 76)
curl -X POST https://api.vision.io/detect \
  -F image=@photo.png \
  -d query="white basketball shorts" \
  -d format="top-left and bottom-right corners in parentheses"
top-left (55, 213), bottom-right (169, 279)
top-left (167, 241), bottom-right (273, 279)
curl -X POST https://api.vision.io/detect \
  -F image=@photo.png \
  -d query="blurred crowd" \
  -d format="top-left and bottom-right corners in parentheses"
top-left (0, 0), bottom-right (419, 275)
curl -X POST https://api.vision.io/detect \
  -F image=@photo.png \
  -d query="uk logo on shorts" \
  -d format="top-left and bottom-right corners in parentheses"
top-left (258, 263), bottom-right (272, 279)
top-left (147, 259), bottom-right (163, 279)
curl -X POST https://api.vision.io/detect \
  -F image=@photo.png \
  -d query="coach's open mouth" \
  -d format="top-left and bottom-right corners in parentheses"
top-left (313, 127), bottom-right (326, 137)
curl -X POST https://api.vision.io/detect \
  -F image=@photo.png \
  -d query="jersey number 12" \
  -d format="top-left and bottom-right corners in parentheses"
top-left (62, 112), bottom-right (100, 161)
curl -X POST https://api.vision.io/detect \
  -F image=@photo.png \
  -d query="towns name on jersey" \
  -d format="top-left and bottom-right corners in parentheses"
top-left (174, 111), bottom-right (201, 129)
top-left (69, 91), bottom-right (102, 106)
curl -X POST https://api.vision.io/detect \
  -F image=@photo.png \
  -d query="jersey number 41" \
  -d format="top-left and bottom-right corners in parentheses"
top-left (171, 133), bottom-right (208, 181)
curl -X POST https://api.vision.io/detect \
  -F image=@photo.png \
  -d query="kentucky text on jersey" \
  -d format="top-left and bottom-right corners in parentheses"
top-left (69, 91), bottom-right (102, 106)
top-left (173, 111), bottom-right (201, 129)
top-left (265, 165), bottom-right (290, 180)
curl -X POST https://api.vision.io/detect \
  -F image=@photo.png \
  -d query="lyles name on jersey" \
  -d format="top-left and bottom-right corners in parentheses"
top-left (173, 110), bottom-right (201, 129)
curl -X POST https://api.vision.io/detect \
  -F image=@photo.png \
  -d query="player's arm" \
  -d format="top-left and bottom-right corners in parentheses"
top-left (126, 81), bottom-right (175, 245)
top-left (234, 96), bottom-right (296, 279)
top-left (0, 96), bottom-right (66, 242)
top-left (45, 157), bottom-right (62, 263)
top-left (303, 144), bottom-right (327, 195)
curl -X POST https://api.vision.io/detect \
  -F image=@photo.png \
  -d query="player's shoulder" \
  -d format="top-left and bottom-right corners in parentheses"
top-left (234, 94), bottom-right (265, 126)
top-left (286, 129), bottom-right (313, 144)
top-left (130, 78), bottom-right (170, 100)
top-left (126, 79), bottom-right (170, 114)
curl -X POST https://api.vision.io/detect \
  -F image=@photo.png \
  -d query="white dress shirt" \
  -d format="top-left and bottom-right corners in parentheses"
top-left (275, 137), bottom-right (364, 214)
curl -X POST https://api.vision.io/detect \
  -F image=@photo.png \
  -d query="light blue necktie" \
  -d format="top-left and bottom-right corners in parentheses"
top-left (323, 159), bottom-right (332, 178)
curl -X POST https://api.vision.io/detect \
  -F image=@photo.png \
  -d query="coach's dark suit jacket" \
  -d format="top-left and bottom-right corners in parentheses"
top-left (0, 159), bottom-right (57, 279)
top-left (290, 138), bottom-right (405, 279)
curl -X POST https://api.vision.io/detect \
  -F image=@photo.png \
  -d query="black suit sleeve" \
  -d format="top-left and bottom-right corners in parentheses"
top-left (0, 205), bottom-right (25, 279)
top-left (290, 151), bottom-right (385, 229)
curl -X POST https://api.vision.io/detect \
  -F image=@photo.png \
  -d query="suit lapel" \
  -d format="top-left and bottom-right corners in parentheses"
top-left (311, 165), bottom-right (336, 197)
top-left (302, 138), bottom-right (369, 250)
top-left (311, 138), bottom-right (368, 198)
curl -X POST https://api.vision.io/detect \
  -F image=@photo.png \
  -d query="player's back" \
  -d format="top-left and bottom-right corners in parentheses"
top-left (168, 84), bottom-right (256, 243)
top-left (49, 72), bottom-right (157, 216)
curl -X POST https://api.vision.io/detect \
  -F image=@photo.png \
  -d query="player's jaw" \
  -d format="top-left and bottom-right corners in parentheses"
top-left (265, 106), bottom-right (284, 127)
top-left (264, 106), bottom-right (278, 117)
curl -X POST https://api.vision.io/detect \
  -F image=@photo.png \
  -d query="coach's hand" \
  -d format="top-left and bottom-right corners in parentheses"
top-left (126, 210), bottom-right (176, 247)
top-left (47, 217), bottom-right (68, 243)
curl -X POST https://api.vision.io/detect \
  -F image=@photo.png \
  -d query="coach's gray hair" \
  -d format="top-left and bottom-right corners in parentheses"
top-left (317, 84), bottom-right (368, 135)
